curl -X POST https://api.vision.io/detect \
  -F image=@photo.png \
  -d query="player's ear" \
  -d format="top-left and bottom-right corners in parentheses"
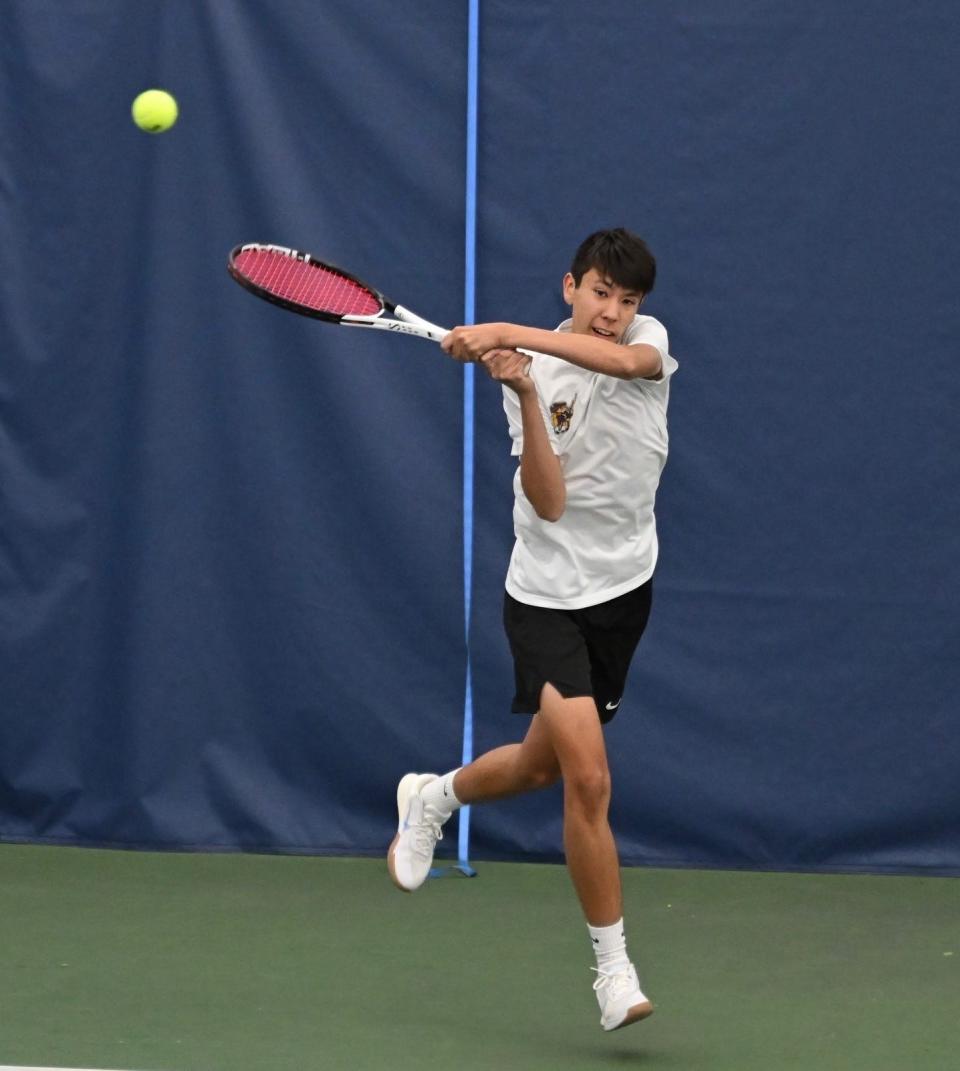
top-left (562, 272), bottom-right (576, 306)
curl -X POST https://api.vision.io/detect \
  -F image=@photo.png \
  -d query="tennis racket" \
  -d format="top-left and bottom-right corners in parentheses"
top-left (227, 243), bottom-right (449, 344)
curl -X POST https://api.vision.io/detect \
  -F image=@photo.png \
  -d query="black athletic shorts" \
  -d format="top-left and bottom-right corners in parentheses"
top-left (502, 579), bottom-right (653, 723)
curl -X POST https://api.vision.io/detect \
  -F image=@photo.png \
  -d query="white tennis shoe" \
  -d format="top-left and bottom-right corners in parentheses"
top-left (592, 963), bottom-right (654, 1031)
top-left (387, 772), bottom-right (445, 892)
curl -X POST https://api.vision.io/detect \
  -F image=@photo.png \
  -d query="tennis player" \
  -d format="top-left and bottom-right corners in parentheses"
top-left (388, 228), bottom-right (677, 1032)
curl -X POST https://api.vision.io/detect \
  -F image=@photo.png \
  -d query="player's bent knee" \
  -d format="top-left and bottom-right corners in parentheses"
top-left (516, 752), bottom-right (562, 790)
top-left (525, 763), bottom-right (562, 790)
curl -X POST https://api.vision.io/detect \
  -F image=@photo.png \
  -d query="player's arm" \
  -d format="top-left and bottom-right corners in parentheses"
top-left (482, 349), bottom-right (565, 522)
top-left (443, 323), bottom-right (662, 380)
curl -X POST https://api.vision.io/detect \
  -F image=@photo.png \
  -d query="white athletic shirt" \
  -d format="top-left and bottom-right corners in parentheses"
top-left (503, 315), bottom-right (678, 610)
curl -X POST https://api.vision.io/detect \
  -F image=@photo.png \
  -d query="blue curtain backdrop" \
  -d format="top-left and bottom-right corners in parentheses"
top-left (1, 1), bottom-right (958, 874)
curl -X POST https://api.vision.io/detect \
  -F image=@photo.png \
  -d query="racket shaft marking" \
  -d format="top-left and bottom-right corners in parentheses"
top-left (343, 306), bottom-right (447, 341)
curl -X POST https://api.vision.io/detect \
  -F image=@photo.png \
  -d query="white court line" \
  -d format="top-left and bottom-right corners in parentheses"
top-left (0, 1066), bottom-right (146, 1070)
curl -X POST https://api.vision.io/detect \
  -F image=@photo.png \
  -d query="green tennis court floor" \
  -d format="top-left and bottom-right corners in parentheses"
top-left (0, 843), bottom-right (956, 1071)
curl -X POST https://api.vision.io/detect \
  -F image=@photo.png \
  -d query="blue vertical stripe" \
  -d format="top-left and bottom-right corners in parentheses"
top-left (458, 0), bottom-right (480, 872)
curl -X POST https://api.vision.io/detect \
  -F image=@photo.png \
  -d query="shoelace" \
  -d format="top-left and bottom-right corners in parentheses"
top-left (591, 966), bottom-right (635, 997)
top-left (411, 816), bottom-right (443, 858)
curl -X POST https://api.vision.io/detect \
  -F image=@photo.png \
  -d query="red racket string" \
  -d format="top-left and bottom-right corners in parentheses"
top-left (234, 249), bottom-right (381, 317)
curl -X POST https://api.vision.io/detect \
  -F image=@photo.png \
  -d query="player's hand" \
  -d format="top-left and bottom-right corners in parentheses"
top-left (480, 348), bottom-right (534, 395)
top-left (442, 323), bottom-right (508, 362)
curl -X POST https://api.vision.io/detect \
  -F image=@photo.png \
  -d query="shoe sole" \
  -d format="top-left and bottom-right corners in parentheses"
top-left (606, 1000), bottom-right (655, 1031)
top-left (387, 772), bottom-right (432, 893)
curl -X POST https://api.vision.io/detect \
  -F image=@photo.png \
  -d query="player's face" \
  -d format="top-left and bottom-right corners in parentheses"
top-left (563, 268), bottom-right (643, 343)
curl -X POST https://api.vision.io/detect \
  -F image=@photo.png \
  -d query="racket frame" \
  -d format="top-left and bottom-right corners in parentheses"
top-left (227, 243), bottom-right (449, 343)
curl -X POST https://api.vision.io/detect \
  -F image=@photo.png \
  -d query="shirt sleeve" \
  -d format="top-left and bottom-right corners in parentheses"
top-left (625, 316), bottom-right (678, 381)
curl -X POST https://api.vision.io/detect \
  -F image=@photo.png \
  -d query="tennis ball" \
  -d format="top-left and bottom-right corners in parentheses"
top-left (131, 89), bottom-right (178, 133)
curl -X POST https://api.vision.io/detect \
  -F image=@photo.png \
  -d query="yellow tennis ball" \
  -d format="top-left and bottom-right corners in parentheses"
top-left (131, 89), bottom-right (178, 133)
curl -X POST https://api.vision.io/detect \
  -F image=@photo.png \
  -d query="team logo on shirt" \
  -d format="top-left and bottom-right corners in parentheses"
top-left (549, 395), bottom-right (577, 434)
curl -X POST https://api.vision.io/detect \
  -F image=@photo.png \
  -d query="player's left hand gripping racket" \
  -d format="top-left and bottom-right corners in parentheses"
top-left (227, 243), bottom-right (449, 344)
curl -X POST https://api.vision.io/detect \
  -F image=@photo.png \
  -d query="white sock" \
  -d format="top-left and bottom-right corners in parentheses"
top-left (588, 918), bottom-right (630, 974)
top-left (420, 768), bottom-right (463, 819)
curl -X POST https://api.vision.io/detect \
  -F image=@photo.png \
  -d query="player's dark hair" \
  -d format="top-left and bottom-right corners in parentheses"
top-left (570, 228), bottom-right (656, 295)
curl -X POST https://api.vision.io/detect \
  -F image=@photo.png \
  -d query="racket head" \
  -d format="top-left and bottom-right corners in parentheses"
top-left (227, 244), bottom-right (387, 322)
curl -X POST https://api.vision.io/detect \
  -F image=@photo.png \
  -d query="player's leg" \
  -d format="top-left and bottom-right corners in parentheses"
top-left (537, 681), bottom-right (653, 1031)
top-left (387, 715), bottom-right (559, 892)
top-left (536, 683), bottom-right (620, 925)
top-left (388, 593), bottom-right (568, 894)
top-left (451, 712), bottom-right (561, 803)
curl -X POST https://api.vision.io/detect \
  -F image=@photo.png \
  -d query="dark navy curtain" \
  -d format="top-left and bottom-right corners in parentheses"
top-left (2, 1), bottom-right (958, 873)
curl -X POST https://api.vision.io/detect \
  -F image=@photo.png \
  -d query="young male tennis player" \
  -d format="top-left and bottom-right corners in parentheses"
top-left (388, 228), bottom-right (677, 1032)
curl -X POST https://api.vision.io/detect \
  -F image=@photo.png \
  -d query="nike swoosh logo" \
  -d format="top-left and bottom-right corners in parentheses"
top-left (605, 698), bottom-right (622, 711)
